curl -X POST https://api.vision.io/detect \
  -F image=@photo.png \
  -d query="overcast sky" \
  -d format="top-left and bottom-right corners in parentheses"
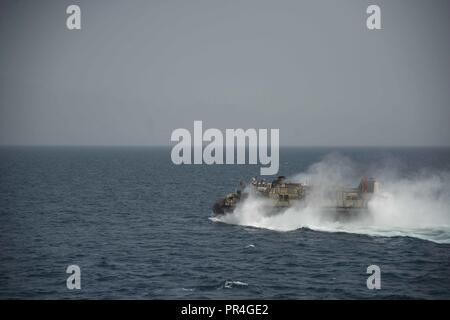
top-left (1, 0), bottom-right (449, 146)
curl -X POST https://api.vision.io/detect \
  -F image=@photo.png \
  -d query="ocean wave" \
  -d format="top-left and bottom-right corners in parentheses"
top-left (223, 280), bottom-right (249, 289)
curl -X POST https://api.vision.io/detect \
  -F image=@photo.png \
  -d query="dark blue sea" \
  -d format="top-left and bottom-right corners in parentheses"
top-left (1, 147), bottom-right (450, 299)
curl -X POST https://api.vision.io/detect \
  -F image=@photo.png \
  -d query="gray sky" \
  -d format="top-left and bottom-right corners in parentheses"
top-left (1, 0), bottom-right (449, 146)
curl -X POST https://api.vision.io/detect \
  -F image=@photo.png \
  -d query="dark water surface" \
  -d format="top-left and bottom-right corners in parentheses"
top-left (0, 147), bottom-right (449, 299)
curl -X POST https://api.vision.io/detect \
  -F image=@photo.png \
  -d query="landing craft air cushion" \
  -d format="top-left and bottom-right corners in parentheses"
top-left (212, 176), bottom-right (379, 217)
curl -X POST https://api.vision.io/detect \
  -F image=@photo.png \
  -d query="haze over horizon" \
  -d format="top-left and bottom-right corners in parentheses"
top-left (1, 0), bottom-right (450, 147)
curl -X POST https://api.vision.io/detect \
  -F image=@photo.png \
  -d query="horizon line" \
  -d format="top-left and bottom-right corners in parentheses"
top-left (1, 144), bottom-right (449, 148)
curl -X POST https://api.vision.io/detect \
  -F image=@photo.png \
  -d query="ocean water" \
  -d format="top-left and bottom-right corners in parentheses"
top-left (0, 146), bottom-right (449, 299)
